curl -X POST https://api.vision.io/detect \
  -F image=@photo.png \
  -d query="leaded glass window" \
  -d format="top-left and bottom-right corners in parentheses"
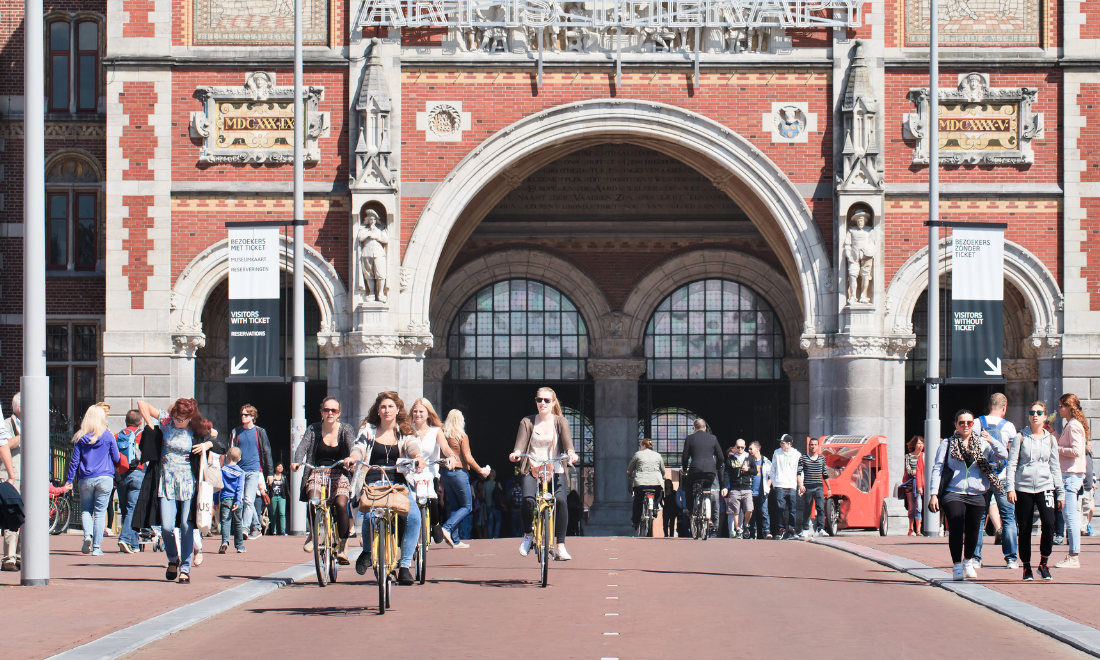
top-left (562, 406), bottom-right (595, 503)
top-left (640, 407), bottom-right (710, 468)
top-left (448, 280), bottom-right (589, 380)
top-left (644, 279), bottom-right (785, 380)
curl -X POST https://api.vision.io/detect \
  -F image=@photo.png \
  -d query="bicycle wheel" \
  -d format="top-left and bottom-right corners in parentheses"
top-left (417, 505), bottom-right (429, 585)
top-left (311, 505), bottom-right (329, 587)
top-left (385, 517), bottom-right (394, 609)
top-left (327, 510), bottom-right (339, 583)
top-left (50, 496), bottom-right (68, 535)
top-left (540, 507), bottom-right (550, 588)
top-left (701, 497), bottom-right (711, 541)
top-left (376, 518), bottom-right (388, 615)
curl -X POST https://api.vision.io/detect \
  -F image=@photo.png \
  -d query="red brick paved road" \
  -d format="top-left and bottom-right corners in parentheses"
top-left (122, 536), bottom-right (1087, 660)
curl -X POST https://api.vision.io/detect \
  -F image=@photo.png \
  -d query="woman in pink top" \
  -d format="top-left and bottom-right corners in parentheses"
top-left (1054, 393), bottom-right (1089, 568)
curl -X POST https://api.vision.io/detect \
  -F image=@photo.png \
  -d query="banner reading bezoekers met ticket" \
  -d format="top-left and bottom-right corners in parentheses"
top-left (227, 226), bottom-right (281, 379)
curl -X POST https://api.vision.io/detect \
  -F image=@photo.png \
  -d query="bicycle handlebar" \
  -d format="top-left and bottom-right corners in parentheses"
top-left (516, 453), bottom-right (572, 466)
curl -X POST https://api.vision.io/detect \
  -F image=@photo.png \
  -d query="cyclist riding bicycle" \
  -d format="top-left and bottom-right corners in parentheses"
top-left (348, 391), bottom-right (426, 586)
top-left (680, 419), bottom-right (724, 536)
top-left (627, 438), bottom-right (665, 533)
top-left (292, 396), bottom-right (357, 565)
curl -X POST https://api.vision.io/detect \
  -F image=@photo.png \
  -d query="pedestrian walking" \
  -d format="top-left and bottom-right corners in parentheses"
top-left (115, 410), bottom-right (147, 554)
top-left (1054, 393), bottom-right (1088, 568)
top-left (929, 408), bottom-right (1008, 581)
top-left (974, 393), bottom-right (1019, 569)
top-left (770, 434), bottom-right (801, 539)
top-left (229, 405), bottom-right (273, 541)
top-left (902, 436), bottom-right (925, 536)
top-left (0, 395), bottom-right (19, 571)
top-left (1083, 440), bottom-right (1095, 536)
top-left (293, 397), bottom-right (357, 565)
top-left (269, 463), bottom-right (287, 535)
top-left (747, 441), bottom-right (772, 540)
top-left (1007, 401), bottom-right (1064, 581)
top-left (662, 479), bottom-right (680, 537)
top-left (135, 398), bottom-right (224, 584)
top-left (722, 440), bottom-right (755, 538)
top-left (507, 472), bottom-right (524, 537)
top-left (218, 447), bottom-right (246, 554)
top-left (441, 409), bottom-right (490, 549)
top-left (796, 437), bottom-right (831, 538)
top-left (65, 405), bottom-right (121, 556)
top-left (484, 469), bottom-right (502, 539)
top-left (627, 438), bottom-right (665, 534)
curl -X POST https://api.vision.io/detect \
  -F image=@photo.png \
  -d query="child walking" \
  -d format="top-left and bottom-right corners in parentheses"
top-left (219, 447), bottom-right (246, 554)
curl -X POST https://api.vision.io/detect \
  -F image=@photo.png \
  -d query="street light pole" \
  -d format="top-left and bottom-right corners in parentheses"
top-left (22, 0), bottom-right (50, 585)
top-left (288, 0), bottom-right (307, 535)
top-left (923, 0), bottom-right (941, 536)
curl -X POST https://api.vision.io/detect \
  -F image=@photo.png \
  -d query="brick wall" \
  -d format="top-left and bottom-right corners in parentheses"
top-left (1082, 198), bottom-right (1100, 311)
top-left (122, 0), bottom-right (155, 38)
top-left (1080, 83), bottom-right (1100, 182)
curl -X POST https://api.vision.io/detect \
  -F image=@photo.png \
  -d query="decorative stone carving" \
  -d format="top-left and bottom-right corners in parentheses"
top-left (357, 208), bottom-right (389, 303)
top-left (190, 72), bottom-right (328, 164)
top-left (764, 103), bottom-right (817, 144)
top-left (353, 40), bottom-right (396, 191)
top-left (838, 41), bottom-right (882, 191)
top-left (601, 312), bottom-right (627, 339)
top-left (318, 332), bottom-right (434, 359)
top-left (194, 0), bottom-right (329, 45)
top-left (800, 333), bottom-right (916, 360)
top-left (1003, 359), bottom-right (1038, 382)
top-left (173, 331), bottom-right (207, 358)
top-left (904, 73), bottom-right (1043, 166)
top-left (586, 359), bottom-right (647, 380)
top-left (843, 208), bottom-right (876, 305)
top-left (423, 358), bottom-right (452, 381)
top-left (781, 358), bottom-right (809, 380)
top-left (1025, 333), bottom-right (1062, 359)
top-left (399, 266), bottom-right (412, 292)
top-left (904, 0), bottom-right (1039, 48)
top-left (417, 102), bottom-right (471, 142)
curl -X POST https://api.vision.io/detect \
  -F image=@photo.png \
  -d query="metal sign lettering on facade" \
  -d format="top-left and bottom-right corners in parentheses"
top-left (357, 0), bottom-right (864, 28)
top-left (950, 226), bottom-right (1005, 380)
top-left (228, 226), bottom-right (281, 379)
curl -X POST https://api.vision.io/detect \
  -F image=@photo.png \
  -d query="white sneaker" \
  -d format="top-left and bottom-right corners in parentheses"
top-left (555, 543), bottom-right (571, 561)
top-left (952, 563), bottom-right (965, 581)
top-left (814, 530), bottom-right (827, 538)
top-left (519, 534), bottom-right (534, 557)
top-left (964, 558), bottom-right (978, 579)
top-left (1006, 559), bottom-right (1019, 570)
top-left (454, 541), bottom-right (470, 549)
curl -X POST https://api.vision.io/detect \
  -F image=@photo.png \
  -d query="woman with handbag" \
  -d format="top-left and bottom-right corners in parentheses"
top-left (347, 391), bottom-right (425, 585)
top-left (509, 387), bottom-right (578, 561)
top-left (929, 409), bottom-right (1008, 581)
top-left (1007, 401), bottom-right (1065, 581)
top-left (64, 404), bottom-right (120, 556)
top-left (136, 398), bottom-right (224, 584)
top-left (903, 436), bottom-right (925, 536)
top-left (292, 396), bottom-right (358, 564)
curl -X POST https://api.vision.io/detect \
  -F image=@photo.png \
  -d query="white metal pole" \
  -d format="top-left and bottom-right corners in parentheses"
top-left (923, 0), bottom-right (940, 536)
top-left (22, 0), bottom-right (49, 585)
top-left (289, 0), bottom-right (307, 535)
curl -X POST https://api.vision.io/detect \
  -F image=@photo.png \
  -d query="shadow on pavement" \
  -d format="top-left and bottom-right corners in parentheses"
top-left (247, 605), bottom-right (377, 616)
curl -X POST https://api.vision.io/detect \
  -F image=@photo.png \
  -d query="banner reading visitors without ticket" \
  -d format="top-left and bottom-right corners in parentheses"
top-left (950, 225), bottom-right (1005, 380)
top-left (227, 225), bottom-right (281, 379)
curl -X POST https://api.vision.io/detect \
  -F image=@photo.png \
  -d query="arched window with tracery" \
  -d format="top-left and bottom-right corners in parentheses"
top-left (640, 407), bottom-right (710, 468)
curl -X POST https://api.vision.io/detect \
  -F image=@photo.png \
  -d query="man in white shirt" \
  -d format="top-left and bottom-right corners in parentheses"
top-left (975, 392), bottom-right (1019, 569)
top-left (770, 434), bottom-right (801, 540)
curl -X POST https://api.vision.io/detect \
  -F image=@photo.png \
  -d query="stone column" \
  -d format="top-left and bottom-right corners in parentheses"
top-left (1030, 336), bottom-right (1063, 418)
top-left (423, 358), bottom-right (450, 411)
top-left (782, 358), bottom-right (809, 441)
top-left (584, 358), bottom-right (646, 536)
top-left (318, 330), bottom-right (432, 423)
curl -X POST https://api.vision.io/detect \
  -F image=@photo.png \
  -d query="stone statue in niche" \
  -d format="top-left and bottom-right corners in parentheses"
top-left (357, 208), bottom-right (389, 303)
top-left (843, 208), bottom-right (876, 305)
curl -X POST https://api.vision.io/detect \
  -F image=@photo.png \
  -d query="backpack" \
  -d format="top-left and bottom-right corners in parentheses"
top-left (979, 416), bottom-right (1009, 474)
top-left (510, 482), bottom-right (524, 508)
top-left (116, 427), bottom-right (141, 466)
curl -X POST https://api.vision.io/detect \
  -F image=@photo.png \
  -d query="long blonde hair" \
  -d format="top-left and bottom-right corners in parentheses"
top-left (442, 409), bottom-right (466, 440)
top-left (536, 387), bottom-right (563, 416)
top-left (410, 397), bottom-right (443, 428)
top-left (73, 405), bottom-right (108, 444)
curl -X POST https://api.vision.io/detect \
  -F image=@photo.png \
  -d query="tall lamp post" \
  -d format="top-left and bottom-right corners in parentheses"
top-left (923, 0), bottom-right (941, 535)
top-left (289, 0), bottom-right (307, 535)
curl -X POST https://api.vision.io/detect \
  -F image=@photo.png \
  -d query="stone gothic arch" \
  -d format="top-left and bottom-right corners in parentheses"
top-left (400, 99), bottom-right (833, 339)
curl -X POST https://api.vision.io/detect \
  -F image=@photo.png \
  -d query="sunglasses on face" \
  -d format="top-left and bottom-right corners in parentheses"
top-left (241, 413), bottom-right (253, 418)
top-left (1028, 410), bottom-right (1045, 416)
top-left (321, 408), bottom-right (340, 414)
top-left (957, 420), bottom-right (974, 427)
top-left (535, 398), bottom-right (553, 404)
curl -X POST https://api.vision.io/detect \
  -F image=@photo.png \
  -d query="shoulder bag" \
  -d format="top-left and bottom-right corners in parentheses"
top-left (359, 482), bottom-right (410, 515)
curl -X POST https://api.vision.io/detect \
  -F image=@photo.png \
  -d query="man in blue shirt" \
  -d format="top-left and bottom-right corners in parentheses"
top-left (747, 441), bottom-right (772, 539)
top-left (230, 404), bottom-right (273, 539)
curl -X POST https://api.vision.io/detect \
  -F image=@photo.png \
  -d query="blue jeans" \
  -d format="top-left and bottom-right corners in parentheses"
top-left (775, 487), bottom-right (797, 534)
top-left (975, 487), bottom-right (1017, 563)
top-left (117, 469), bottom-right (145, 548)
top-left (750, 492), bottom-right (771, 537)
top-left (220, 498), bottom-right (244, 549)
top-left (361, 478), bottom-right (421, 568)
top-left (241, 471), bottom-right (263, 531)
top-left (78, 476), bottom-right (114, 551)
top-left (441, 468), bottom-right (473, 542)
top-left (1064, 473), bottom-right (1084, 554)
top-left (160, 497), bottom-right (195, 574)
top-left (487, 507), bottom-right (501, 538)
top-left (799, 485), bottom-right (825, 533)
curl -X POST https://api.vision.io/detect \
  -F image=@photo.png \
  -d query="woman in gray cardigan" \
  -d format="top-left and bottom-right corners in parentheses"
top-left (1007, 401), bottom-right (1065, 581)
top-left (627, 438), bottom-right (665, 533)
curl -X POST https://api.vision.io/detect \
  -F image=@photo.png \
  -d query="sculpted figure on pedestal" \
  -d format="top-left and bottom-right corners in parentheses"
top-left (358, 208), bottom-right (389, 303)
top-left (843, 208), bottom-right (876, 305)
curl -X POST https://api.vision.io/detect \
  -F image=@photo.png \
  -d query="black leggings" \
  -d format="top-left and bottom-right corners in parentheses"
top-left (306, 487), bottom-right (350, 539)
top-left (1015, 490), bottom-right (1056, 566)
top-left (520, 474), bottom-right (568, 543)
top-left (942, 499), bottom-right (985, 564)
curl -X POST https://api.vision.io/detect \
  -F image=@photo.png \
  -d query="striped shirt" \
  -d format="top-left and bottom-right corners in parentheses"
top-left (797, 454), bottom-right (828, 487)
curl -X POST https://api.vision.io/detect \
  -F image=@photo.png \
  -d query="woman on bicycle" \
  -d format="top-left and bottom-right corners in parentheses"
top-left (292, 396), bottom-right (357, 565)
top-left (440, 409), bottom-right (491, 548)
top-left (348, 391), bottom-right (425, 585)
top-left (627, 438), bottom-right (665, 534)
top-left (509, 387), bottom-right (578, 561)
top-left (409, 398), bottom-right (455, 544)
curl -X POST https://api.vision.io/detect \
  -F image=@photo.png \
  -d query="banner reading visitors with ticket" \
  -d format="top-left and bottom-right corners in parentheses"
top-left (227, 225), bottom-right (281, 379)
top-left (950, 226), bottom-right (1004, 380)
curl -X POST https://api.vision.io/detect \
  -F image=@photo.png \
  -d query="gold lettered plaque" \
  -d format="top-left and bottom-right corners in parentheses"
top-left (215, 102), bottom-right (295, 152)
top-left (937, 103), bottom-right (1018, 152)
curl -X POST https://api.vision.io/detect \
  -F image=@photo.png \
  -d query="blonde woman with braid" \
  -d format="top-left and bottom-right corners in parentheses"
top-left (1054, 393), bottom-right (1089, 568)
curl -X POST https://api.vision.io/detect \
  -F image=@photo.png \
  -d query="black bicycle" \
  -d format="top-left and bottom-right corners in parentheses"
top-left (686, 474), bottom-right (715, 541)
top-left (636, 488), bottom-right (661, 538)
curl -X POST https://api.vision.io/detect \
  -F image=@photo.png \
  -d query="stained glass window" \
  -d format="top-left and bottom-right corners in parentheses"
top-left (448, 280), bottom-right (589, 380)
top-left (644, 279), bottom-right (785, 380)
top-left (641, 407), bottom-right (710, 468)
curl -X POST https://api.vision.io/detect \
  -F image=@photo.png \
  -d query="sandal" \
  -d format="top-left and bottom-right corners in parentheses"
top-left (178, 572), bottom-right (190, 584)
top-left (166, 560), bottom-right (180, 581)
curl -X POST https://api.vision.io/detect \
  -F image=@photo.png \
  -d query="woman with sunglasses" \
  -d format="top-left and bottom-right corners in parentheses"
top-left (1007, 401), bottom-right (1065, 580)
top-left (929, 408), bottom-right (1008, 581)
top-left (1054, 393), bottom-right (1089, 568)
top-left (509, 387), bottom-right (578, 561)
top-left (292, 396), bottom-right (357, 564)
top-left (135, 398), bottom-right (224, 584)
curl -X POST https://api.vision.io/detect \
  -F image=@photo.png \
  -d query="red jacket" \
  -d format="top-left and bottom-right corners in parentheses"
top-left (908, 452), bottom-right (926, 493)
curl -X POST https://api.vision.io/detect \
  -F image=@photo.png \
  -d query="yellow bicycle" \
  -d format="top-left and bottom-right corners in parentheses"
top-left (408, 457), bottom-right (448, 585)
top-left (301, 463), bottom-right (339, 586)
top-left (356, 460), bottom-right (407, 615)
top-left (519, 453), bottom-right (570, 588)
